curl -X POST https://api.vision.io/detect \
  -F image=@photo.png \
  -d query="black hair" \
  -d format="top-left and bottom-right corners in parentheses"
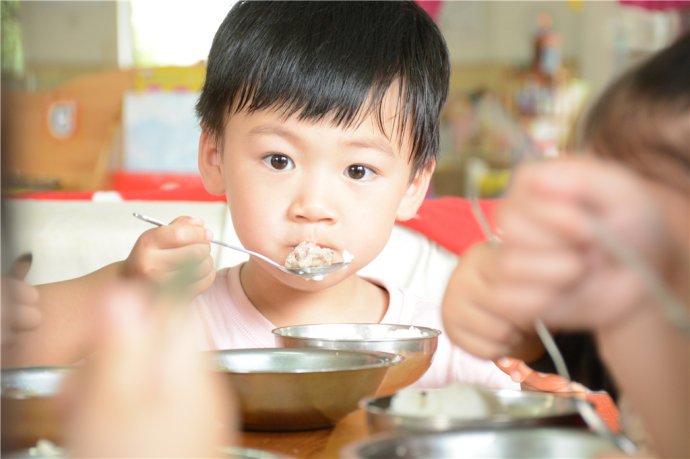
top-left (580, 33), bottom-right (690, 189)
top-left (196, 0), bottom-right (449, 174)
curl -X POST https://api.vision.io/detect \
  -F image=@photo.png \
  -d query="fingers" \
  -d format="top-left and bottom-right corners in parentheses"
top-left (11, 302), bottom-right (42, 332)
top-left (510, 156), bottom-right (633, 209)
top-left (9, 253), bottom-right (33, 280)
top-left (139, 216), bottom-right (213, 250)
top-left (125, 216), bottom-right (215, 295)
top-left (1, 273), bottom-right (42, 348)
top-left (442, 245), bottom-right (527, 360)
top-left (498, 196), bottom-right (594, 248)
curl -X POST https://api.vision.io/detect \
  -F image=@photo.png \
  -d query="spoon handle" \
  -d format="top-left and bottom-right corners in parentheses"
top-left (131, 213), bottom-right (285, 269)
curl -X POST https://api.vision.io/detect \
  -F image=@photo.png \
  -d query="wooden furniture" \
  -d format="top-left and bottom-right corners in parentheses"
top-left (239, 409), bottom-right (370, 459)
top-left (3, 69), bottom-right (135, 191)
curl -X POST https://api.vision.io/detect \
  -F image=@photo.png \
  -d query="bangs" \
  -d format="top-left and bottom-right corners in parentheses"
top-left (197, 1), bottom-right (449, 172)
top-left (230, 53), bottom-right (409, 149)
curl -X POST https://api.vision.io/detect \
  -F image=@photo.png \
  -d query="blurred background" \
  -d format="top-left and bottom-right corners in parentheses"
top-left (1, 0), bottom-right (687, 197)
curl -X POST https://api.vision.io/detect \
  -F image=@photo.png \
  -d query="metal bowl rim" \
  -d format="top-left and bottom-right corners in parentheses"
top-left (2, 365), bottom-right (75, 374)
top-left (272, 323), bottom-right (442, 342)
top-left (209, 347), bottom-right (405, 374)
top-left (359, 388), bottom-right (581, 423)
top-left (340, 427), bottom-right (620, 458)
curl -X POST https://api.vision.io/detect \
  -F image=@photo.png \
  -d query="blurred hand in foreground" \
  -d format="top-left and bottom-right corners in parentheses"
top-left (1, 254), bottom-right (41, 352)
top-left (63, 282), bottom-right (237, 458)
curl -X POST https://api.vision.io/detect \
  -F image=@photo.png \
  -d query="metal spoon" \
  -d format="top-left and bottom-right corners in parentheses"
top-left (132, 213), bottom-right (350, 281)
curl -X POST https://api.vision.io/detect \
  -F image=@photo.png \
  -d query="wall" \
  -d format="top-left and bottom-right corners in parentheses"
top-left (18, 1), bottom-right (121, 89)
top-left (438, 0), bottom-right (679, 97)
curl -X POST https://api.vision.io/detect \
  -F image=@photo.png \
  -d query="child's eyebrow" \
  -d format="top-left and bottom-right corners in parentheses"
top-left (341, 137), bottom-right (395, 158)
top-left (248, 125), bottom-right (297, 141)
top-left (248, 125), bottom-right (395, 157)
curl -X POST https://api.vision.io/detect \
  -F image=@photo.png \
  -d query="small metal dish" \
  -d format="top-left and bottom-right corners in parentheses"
top-left (220, 446), bottom-right (295, 459)
top-left (5, 445), bottom-right (292, 459)
top-left (362, 387), bottom-right (584, 434)
top-left (209, 348), bottom-right (402, 431)
top-left (273, 323), bottom-right (440, 396)
top-left (341, 427), bottom-right (623, 459)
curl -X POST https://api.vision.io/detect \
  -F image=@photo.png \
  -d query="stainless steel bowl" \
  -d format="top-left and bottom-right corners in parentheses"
top-left (1, 366), bottom-right (73, 452)
top-left (209, 348), bottom-right (402, 431)
top-left (341, 428), bottom-right (623, 459)
top-left (362, 387), bottom-right (584, 433)
top-left (273, 323), bottom-right (440, 396)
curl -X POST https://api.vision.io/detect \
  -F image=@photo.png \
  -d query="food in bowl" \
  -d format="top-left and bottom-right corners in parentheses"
top-left (273, 323), bottom-right (440, 396)
top-left (2, 439), bottom-right (68, 459)
top-left (209, 348), bottom-right (401, 431)
top-left (362, 384), bottom-right (585, 434)
top-left (389, 382), bottom-right (499, 418)
top-left (28, 439), bottom-right (65, 458)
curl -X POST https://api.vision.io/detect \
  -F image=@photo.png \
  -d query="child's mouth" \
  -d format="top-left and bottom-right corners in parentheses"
top-left (284, 241), bottom-right (352, 269)
top-left (284, 241), bottom-right (336, 269)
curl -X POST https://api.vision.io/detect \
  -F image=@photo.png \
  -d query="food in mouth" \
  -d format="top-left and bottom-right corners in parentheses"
top-left (284, 241), bottom-right (336, 269)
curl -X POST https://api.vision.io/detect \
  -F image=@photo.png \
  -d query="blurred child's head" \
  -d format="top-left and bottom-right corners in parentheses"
top-left (196, 1), bottom-right (449, 285)
top-left (196, 0), bottom-right (449, 176)
top-left (580, 33), bottom-right (689, 249)
top-left (580, 33), bottom-right (690, 192)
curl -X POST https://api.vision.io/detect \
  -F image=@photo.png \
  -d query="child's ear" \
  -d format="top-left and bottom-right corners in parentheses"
top-left (198, 130), bottom-right (225, 195)
top-left (396, 161), bottom-right (435, 221)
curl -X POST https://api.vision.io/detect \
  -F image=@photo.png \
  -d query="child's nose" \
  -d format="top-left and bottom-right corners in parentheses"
top-left (287, 179), bottom-right (337, 224)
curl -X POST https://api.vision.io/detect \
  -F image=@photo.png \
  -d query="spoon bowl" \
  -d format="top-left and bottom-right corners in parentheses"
top-left (132, 213), bottom-right (350, 280)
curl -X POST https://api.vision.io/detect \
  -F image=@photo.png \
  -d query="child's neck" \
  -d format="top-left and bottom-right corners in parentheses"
top-left (238, 261), bottom-right (388, 327)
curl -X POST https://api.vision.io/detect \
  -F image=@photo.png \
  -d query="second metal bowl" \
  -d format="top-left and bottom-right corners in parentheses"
top-left (273, 323), bottom-right (440, 396)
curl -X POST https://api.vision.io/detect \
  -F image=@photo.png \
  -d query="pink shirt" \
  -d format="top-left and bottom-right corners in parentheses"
top-left (193, 265), bottom-right (518, 390)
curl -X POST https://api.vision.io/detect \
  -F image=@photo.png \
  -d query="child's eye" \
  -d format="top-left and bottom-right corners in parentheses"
top-left (262, 154), bottom-right (294, 171)
top-left (345, 164), bottom-right (376, 181)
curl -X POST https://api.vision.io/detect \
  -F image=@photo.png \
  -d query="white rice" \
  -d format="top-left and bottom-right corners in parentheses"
top-left (389, 382), bottom-right (497, 418)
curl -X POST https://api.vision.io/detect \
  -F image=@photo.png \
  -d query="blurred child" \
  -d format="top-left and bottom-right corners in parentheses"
top-left (7, 1), bottom-right (515, 391)
top-left (442, 34), bottom-right (690, 457)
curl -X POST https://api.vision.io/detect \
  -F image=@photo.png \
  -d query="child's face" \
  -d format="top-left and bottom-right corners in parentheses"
top-left (199, 93), bottom-right (433, 286)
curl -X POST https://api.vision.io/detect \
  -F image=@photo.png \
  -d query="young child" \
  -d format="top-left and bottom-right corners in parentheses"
top-left (442, 33), bottom-right (689, 457)
top-left (6, 1), bottom-right (515, 391)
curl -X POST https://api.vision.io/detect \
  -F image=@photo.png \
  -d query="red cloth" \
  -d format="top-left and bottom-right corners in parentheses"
top-left (13, 188), bottom-right (225, 202)
top-left (397, 197), bottom-right (501, 255)
top-left (619, 0), bottom-right (690, 10)
top-left (13, 172), bottom-right (225, 202)
top-left (414, 0), bottom-right (444, 21)
top-left (587, 392), bottom-right (621, 433)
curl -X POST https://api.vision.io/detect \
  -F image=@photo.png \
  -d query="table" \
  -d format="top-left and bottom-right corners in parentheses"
top-left (240, 409), bottom-right (370, 458)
